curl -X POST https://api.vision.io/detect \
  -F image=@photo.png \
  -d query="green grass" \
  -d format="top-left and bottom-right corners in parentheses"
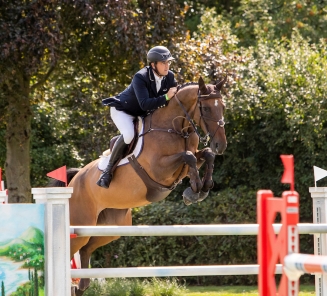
top-left (184, 285), bottom-right (315, 295)
top-left (83, 279), bottom-right (315, 296)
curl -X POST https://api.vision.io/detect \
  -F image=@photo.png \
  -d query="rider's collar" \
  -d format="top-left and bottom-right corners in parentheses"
top-left (148, 66), bottom-right (166, 81)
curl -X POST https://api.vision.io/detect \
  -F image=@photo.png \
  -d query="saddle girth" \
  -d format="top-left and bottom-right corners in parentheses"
top-left (127, 155), bottom-right (175, 203)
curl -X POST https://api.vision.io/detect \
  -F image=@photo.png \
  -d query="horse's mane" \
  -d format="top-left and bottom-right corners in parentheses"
top-left (177, 82), bottom-right (198, 91)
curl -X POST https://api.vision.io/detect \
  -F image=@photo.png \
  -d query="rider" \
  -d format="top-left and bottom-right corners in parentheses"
top-left (96, 45), bottom-right (178, 188)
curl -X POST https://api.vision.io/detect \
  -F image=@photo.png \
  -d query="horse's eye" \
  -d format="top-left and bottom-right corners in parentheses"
top-left (201, 107), bottom-right (210, 112)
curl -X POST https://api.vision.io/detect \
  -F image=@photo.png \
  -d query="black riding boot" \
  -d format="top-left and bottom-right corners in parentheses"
top-left (96, 135), bottom-right (127, 189)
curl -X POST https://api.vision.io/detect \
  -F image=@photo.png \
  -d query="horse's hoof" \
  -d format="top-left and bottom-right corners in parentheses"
top-left (183, 196), bottom-right (192, 206)
top-left (197, 190), bottom-right (209, 202)
top-left (183, 187), bottom-right (200, 205)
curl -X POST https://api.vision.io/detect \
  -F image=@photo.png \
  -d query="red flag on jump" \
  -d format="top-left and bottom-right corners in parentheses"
top-left (280, 155), bottom-right (294, 191)
top-left (47, 166), bottom-right (67, 186)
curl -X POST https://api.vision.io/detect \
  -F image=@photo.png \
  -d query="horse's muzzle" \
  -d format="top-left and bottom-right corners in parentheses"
top-left (213, 142), bottom-right (227, 155)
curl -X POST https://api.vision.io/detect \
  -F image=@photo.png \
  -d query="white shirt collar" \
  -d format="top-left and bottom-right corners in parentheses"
top-left (154, 72), bottom-right (164, 92)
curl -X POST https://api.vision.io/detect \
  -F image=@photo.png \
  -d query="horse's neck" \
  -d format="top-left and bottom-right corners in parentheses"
top-left (154, 88), bottom-right (198, 128)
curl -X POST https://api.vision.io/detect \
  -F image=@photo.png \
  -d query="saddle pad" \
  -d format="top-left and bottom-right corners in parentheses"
top-left (97, 118), bottom-right (144, 171)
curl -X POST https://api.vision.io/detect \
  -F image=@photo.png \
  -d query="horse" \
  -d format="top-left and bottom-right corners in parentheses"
top-left (51, 76), bottom-right (227, 295)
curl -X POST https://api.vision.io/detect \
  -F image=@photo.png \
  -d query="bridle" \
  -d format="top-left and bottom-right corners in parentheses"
top-left (171, 87), bottom-right (225, 146)
top-left (197, 90), bottom-right (225, 145)
top-left (139, 86), bottom-right (225, 147)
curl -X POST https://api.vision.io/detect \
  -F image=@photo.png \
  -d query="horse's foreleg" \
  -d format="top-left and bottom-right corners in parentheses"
top-left (154, 151), bottom-right (202, 191)
top-left (180, 151), bottom-right (205, 205)
top-left (196, 148), bottom-right (215, 192)
top-left (182, 151), bottom-right (203, 193)
top-left (195, 148), bottom-right (216, 202)
top-left (154, 151), bottom-right (202, 203)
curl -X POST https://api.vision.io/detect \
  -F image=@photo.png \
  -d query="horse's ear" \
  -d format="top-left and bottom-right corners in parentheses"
top-left (216, 76), bottom-right (227, 91)
top-left (198, 76), bottom-right (207, 93)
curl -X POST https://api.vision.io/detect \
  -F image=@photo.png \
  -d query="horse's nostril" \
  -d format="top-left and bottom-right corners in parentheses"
top-left (215, 142), bottom-right (227, 155)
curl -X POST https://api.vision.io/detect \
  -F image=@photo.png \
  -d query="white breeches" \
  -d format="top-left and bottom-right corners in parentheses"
top-left (110, 107), bottom-right (135, 144)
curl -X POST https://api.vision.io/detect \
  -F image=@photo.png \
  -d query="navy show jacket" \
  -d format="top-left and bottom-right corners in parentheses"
top-left (102, 66), bottom-right (177, 117)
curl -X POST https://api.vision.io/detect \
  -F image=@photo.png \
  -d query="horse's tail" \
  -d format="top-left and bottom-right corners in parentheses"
top-left (47, 168), bottom-right (81, 187)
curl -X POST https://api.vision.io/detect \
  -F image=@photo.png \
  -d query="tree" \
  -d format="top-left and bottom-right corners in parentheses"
top-left (0, 0), bottom-right (185, 202)
top-left (1, 281), bottom-right (4, 296)
top-left (177, 0), bottom-right (241, 33)
top-left (34, 267), bottom-right (38, 296)
top-left (231, 0), bottom-right (327, 46)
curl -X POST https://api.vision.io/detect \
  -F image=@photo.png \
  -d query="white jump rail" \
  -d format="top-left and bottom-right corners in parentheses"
top-left (71, 264), bottom-right (283, 278)
top-left (71, 224), bottom-right (327, 237)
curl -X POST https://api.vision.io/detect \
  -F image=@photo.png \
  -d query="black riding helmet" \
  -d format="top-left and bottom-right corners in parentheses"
top-left (147, 46), bottom-right (175, 63)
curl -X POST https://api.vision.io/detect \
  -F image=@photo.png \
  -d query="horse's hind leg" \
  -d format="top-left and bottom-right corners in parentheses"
top-left (75, 208), bottom-right (132, 296)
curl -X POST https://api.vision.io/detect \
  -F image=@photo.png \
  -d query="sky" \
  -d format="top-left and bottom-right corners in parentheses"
top-left (0, 204), bottom-right (45, 242)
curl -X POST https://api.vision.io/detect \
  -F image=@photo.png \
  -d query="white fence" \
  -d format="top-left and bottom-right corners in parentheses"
top-left (24, 187), bottom-right (327, 296)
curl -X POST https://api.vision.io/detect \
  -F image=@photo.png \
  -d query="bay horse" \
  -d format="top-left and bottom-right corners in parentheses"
top-left (52, 76), bottom-right (227, 295)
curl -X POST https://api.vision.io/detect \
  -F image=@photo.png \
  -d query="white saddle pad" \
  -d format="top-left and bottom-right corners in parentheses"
top-left (97, 118), bottom-right (144, 171)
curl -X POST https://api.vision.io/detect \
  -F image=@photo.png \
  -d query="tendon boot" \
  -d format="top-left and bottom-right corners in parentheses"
top-left (96, 135), bottom-right (127, 188)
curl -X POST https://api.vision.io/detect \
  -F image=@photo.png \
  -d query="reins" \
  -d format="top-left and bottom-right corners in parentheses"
top-left (138, 112), bottom-right (192, 139)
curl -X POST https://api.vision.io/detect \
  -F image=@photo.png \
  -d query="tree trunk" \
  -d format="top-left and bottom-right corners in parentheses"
top-left (5, 92), bottom-right (32, 203)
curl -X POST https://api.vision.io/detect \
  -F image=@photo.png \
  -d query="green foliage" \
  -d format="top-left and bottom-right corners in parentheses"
top-left (10, 268), bottom-right (44, 296)
top-left (83, 278), bottom-right (186, 296)
top-left (83, 278), bottom-right (146, 296)
top-left (172, 9), bottom-right (242, 85)
top-left (148, 278), bottom-right (187, 296)
top-left (0, 226), bottom-right (44, 271)
top-left (179, 0), bottom-right (240, 33)
top-left (231, 0), bottom-right (327, 46)
top-left (219, 33), bottom-right (327, 221)
top-left (30, 104), bottom-right (83, 187)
